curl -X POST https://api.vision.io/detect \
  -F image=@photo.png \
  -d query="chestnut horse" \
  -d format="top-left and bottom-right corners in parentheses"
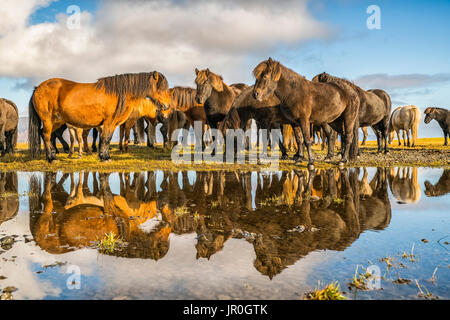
top-left (29, 72), bottom-right (171, 162)
top-left (253, 58), bottom-right (359, 166)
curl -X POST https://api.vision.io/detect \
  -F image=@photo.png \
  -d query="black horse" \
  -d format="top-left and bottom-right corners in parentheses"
top-left (424, 107), bottom-right (450, 146)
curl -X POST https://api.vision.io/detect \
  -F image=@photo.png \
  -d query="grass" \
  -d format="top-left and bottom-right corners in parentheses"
top-left (96, 232), bottom-right (124, 254)
top-left (303, 282), bottom-right (347, 300)
top-left (0, 138), bottom-right (448, 173)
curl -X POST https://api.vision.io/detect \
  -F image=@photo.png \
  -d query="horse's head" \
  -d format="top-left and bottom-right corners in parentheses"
top-left (146, 71), bottom-right (172, 112)
top-left (252, 58), bottom-right (282, 102)
top-left (424, 107), bottom-right (435, 124)
top-left (194, 68), bottom-right (223, 104)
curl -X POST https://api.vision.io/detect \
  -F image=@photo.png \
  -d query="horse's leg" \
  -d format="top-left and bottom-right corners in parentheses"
top-left (119, 124), bottom-right (125, 151)
top-left (99, 126), bottom-right (114, 162)
top-left (68, 127), bottom-right (75, 158)
top-left (5, 131), bottom-right (14, 154)
top-left (323, 124), bottom-right (336, 161)
top-left (82, 130), bottom-right (91, 154)
top-left (445, 130), bottom-right (449, 146)
top-left (42, 121), bottom-right (57, 163)
top-left (76, 128), bottom-right (83, 158)
top-left (123, 124), bottom-right (132, 153)
top-left (91, 129), bottom-right (98, 153)
top-left (342, 116), bottom-right (356, 164)
top-left (298, 119), bottom-right (314, 167)
top-left (406, 130), bottom-right (411, 148)
top-left (292, 125), bottom-right (304, 161)
top-left (396, 130), bottom-right (401, 146)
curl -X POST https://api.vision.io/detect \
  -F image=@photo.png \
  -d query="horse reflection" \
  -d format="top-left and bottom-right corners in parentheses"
top-left (28, 168), bottom-right (392, 278)
top-left (29, 172), bottom-right (172, 260)
top-left (0, 172), bottom-right (19, 225)
top-left (388, 167), bottom-right (421, 203)
top-left (424, 169), bottom-right (450, 197)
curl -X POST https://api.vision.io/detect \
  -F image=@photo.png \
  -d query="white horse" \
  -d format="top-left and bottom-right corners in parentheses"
top-left (388, 105), bottom-right (421, 147)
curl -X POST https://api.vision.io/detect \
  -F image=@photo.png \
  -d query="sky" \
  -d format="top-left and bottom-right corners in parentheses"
top-left (0, 0), bottom-right (449, 137)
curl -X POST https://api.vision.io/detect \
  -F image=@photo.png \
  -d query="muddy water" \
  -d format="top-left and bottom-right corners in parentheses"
top-left (0, 168), bottom-right (448, 300)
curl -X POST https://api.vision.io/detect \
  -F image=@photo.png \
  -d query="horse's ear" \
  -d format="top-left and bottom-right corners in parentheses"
top-left (268, 57), bottom-right (273, 63)
top-left (152, 72), bottom-right (159, 82)
top-left (206, 68), bottom-right (210, 75)
top-left (272, 62), bottom-right (282, 81)
top-left (195, 68), bottom-right (199, 75)
top-left (210, 75), bottom-right (223, 92)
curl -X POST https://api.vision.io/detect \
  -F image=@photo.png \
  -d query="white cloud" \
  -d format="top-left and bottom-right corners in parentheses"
top-left (0, 0), bottom-right (332, 88)
top-left (355, 73), bottom-right (450, 91)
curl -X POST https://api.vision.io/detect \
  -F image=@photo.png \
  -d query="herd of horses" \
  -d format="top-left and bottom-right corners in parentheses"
top-left (0, 58), bottom-right (449, 164)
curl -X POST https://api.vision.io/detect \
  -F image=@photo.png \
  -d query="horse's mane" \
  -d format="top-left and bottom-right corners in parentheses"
top-left (95, 72), bottom-right (168, 117)
top-left (425, 106), bottom-right (447, 113)
top-left (316, 72), bottom-right (364, 94)
top-left (170, 87), bottom-right (199, 110)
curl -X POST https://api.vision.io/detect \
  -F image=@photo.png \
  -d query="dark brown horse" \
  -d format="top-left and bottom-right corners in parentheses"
top-left (424, 107), bottom-right (449, 146)
top-left (0, 98), bottom-right (19, 156)
top-left (194, 68), bottom-right (247, 129)
top-left (29, 72), bottom-right (171, 162)
top-left (424, 169), bottom-right (450, 197)
top-left (252, 58), bottom-right (359, 166)
top-left (312, 72), bottom-right (391, 158)
top-left (220, 85), bottom-right (309, 160)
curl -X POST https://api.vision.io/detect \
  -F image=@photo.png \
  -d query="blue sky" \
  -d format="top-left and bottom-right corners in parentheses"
top-left (1, 0), bottom-right (449, 137)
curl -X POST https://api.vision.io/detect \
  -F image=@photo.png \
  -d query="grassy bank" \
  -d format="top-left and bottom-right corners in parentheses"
top-left (0, 138), bottom-right (448, 173)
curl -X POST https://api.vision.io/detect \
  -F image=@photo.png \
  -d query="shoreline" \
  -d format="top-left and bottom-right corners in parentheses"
top-left (1, 138), bottom-right (449, 173)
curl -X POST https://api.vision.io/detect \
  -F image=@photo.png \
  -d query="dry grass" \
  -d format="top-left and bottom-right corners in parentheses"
top-left (0, 138), bottom-right (448, 173)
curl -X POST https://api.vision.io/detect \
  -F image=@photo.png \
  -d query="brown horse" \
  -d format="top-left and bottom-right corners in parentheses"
top-left (29, 72), bottom-right (171, 162)
top-left (165, 87), bottom-right (207, 148)
top-left (194, 68), bottom-right (247, 130)
top-left (253, 58), bottom-right (359, 166)
top-left (0, 98), bottom-right (19, 156)
top-left (312, 72), bottom-right (391, 158)
top-left (118, 93), bottom-right (172, 153)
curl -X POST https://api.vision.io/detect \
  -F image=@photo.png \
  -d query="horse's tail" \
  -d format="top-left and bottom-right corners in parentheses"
top-left (28, 88), bottom-right (41, 159)
top-left (410, 106), bottom-right (421, 145)
top-left (136, 117), bottom-right (146, 143)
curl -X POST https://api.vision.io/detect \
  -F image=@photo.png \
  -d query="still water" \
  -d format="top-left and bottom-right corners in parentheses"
top-left (0, 168), bottom-right (449, 300)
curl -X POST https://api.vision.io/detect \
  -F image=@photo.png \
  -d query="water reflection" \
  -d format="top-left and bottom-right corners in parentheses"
top-left (27, 168), bottom-right (397, 279)
top-left (424, 169), bottom-right (450, 197)
top-left (0, 172), bottom-right (19, 226)
top-left (388, 167), bottom-right (421, 204)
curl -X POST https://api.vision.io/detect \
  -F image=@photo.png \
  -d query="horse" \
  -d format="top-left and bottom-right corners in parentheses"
top-left (0, 98), bottom-right (19, 156)
top-left (388, 105), bottom-right (421, 147)
top-left (118, 94), bottom-right (169, 153)
top-left (219, 85), bottom-right (299, 159)
top-left (164, 87), bottom-right (207, 149)
top-left (424, 107), bottom-right (449, 146)
top-left (0, 172), bottom-right (19, 226)
top-left (312, 72), bottom-right (391, 158)
top-left (28, 72), bottom-right (171, 163)
top-left (194, 69), bottom-right (248, 149)
top-left (253, 58), bottom-right (359, 166)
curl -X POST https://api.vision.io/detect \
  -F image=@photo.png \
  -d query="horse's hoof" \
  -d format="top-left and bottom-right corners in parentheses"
top-left (338, 161), bottom-right (345, 168)
top-left (101, 159), bottom-right (112, 163)
top-left (307, 163), bottom-right (315, 171)
top-left (280, 154), bottom-right (288, 161)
